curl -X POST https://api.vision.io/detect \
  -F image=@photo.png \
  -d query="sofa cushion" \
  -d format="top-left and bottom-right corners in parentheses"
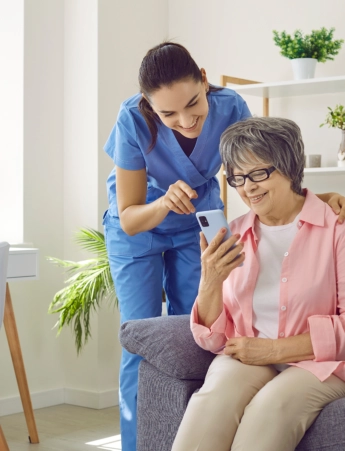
top-left (119, 314), bottom-right (215, 380)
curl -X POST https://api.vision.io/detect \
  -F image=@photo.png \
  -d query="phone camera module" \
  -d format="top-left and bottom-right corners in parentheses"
top-left (199, 216), bottom-right (209, 227)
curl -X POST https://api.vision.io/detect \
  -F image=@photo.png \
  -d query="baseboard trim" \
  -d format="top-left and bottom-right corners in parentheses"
top-left (0, 387), bottom-right (118, 416)
top-left (64, 388), bottom-right (119, 410)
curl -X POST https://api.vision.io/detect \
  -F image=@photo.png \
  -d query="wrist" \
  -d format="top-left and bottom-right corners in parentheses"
top-left (198, 279), bottom-right (223, 295)
top-left (271, 339), bottom-right (281, 363)
top-left (158, 195), bottom-right (170, 213)
top-left (316, 192), bottom-right (333, 202)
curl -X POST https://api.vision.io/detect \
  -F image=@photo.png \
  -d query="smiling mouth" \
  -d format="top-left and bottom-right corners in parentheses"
top-left (249, 193), bottom-right (267, 203)
top-left (180, 117), bottom-right (199, 131)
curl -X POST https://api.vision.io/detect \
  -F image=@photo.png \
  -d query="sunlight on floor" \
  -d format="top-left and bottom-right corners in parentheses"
top-left (86, 434), bottom-right (122, 450)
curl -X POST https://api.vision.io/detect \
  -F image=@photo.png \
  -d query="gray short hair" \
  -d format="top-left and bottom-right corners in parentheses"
top-left (220, 117), bottom-right (305, 195)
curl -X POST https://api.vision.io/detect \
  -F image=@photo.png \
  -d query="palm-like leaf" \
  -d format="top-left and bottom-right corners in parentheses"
top-left (47, 228), bottom-right (117, 353)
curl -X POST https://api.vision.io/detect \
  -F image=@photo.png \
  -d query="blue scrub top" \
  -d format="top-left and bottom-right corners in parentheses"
top-left (104, 88), bottom-right (251, 234)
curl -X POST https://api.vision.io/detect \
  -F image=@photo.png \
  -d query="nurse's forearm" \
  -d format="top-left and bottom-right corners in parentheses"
top-left (119, 197), bottom-right (171, 235)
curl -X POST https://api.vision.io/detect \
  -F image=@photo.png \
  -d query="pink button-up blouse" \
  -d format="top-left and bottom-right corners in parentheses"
top-left (191, 190), bottom-right (345, 382)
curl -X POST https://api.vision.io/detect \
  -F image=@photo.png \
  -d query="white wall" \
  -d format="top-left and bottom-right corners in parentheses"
top-left (0, 0), bottom-right (24, 243)
top-left (169, 0), bottom-right (345, 220)
top-left (0, 0), bottom-right (65, 414)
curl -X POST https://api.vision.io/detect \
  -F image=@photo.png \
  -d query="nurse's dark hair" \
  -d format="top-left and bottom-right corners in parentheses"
top-left (220, 117), bottom-right (305, 195)
top-left (138, 41), bottom-right (222, 151)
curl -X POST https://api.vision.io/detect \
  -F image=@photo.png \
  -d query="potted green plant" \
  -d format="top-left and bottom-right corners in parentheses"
top-left (47, 228), bottom-right (117, 353)
top-left (320, 104), bottom-right (345, 167)
top-left (48, 228), bottom-right (166, 353)
top-left (273, 27), bottom-right (344, 80)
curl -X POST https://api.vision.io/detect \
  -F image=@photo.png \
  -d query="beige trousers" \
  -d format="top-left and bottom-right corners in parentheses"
top-left (171, 354), bottom-right (345, 451)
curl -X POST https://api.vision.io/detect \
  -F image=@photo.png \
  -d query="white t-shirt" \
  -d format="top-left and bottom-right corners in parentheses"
top-left (253, 215), bottom-right (300, 371)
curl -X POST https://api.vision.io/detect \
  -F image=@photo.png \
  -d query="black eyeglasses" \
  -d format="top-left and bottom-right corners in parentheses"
top-left (227, 167), bottom-right (276, 187)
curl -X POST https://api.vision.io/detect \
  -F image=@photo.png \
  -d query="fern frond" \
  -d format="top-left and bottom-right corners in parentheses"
top-left (47, 228), bottom-right (117, 353)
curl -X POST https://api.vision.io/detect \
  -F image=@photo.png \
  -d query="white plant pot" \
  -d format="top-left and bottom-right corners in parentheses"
top-left (290, 58), bottom-right (317, 80)
top-left (338, 130), bottom-right (345, 167)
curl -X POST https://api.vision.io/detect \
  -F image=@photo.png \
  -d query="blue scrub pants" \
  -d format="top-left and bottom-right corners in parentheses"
top-left (103, 212), bottom-right (201, 451)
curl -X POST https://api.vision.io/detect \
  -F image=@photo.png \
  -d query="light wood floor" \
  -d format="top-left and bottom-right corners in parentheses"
top-left (0, 404), bottom-right (121, 450)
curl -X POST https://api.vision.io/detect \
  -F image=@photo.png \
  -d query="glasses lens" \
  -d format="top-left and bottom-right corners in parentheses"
top-left (227, 167), bottom-right (274, 187)
top-left (228, 176), bottom-right (244, 187)
top-left (250, 169), bottom-right (269, 182)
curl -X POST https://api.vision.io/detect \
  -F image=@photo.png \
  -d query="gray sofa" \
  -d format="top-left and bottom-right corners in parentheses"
top-left (119, 314), bottom-right (345, 451)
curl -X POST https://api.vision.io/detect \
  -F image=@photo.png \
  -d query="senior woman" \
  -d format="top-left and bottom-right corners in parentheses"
top-left (172, 117), bottom-right (345, 451)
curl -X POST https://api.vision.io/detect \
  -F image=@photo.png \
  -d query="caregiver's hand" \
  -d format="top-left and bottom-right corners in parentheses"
top-left (162, 180), bottom-right (198, 215)
top-left (327, 193), bottom-right (345, 224)
top-left (224, 337), bottom-right (275, 366)
top-left (317, 192), bottom-right (345, 224)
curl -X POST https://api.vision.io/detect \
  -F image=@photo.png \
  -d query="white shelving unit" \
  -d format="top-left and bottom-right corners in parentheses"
top-left (304, 166), bottom-right (345, 175)
top-left (227, 75), bottom-right (345, 100)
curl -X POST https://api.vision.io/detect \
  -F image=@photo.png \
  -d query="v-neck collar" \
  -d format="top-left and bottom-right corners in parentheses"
top-left (172, 130), bottom-right (197, 157)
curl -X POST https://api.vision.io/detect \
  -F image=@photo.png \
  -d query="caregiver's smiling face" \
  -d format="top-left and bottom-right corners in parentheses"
top-left (147, 76), bottom-right (209, 139)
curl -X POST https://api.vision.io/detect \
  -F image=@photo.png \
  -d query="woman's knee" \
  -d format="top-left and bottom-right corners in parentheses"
top-left (201, 357), bottom-right (277, 407)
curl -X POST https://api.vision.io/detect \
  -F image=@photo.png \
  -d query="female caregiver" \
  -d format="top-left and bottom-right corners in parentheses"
top-left (172, 117), bottom-right (345, 451)
top-left (103, 42), bottom-right (345, 451)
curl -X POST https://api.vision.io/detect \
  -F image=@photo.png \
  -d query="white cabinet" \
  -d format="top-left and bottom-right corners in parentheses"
top-left (8, 248), bottom-right (39, 281)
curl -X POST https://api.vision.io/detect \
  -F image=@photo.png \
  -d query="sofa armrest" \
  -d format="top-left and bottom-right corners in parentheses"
top-left (119, 315), bottom-right (215, 380)
top-left (296, 397), bottom-right (345, 451)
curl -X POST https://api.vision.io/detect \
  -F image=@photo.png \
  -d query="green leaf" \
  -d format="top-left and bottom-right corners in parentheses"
top-left (272, 27), bottom-right (344, 62)
top-left (320, 104), bottom-right (345, 129)
top-left (47, 228), bottom-right (117, 354)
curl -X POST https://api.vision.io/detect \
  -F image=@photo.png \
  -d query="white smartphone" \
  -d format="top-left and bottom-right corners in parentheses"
top-left (196, 209), bottom-right (243, 265)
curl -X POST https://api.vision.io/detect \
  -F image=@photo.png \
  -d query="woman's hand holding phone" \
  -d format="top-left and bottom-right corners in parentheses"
top-left (199, 228), bottom-right (244, 286)
top-left (195, 210), bottom-right (245, 328)
top-left (196, 210), bottom-right (245, 287)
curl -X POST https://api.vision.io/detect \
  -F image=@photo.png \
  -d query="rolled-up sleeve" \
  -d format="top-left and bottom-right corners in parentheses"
top-left (190, 300), bottom-right (234, 353)
top-left (308, 315), bottom-right (337, 361)
top-left (308, 224), bottom-right (345, 362)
